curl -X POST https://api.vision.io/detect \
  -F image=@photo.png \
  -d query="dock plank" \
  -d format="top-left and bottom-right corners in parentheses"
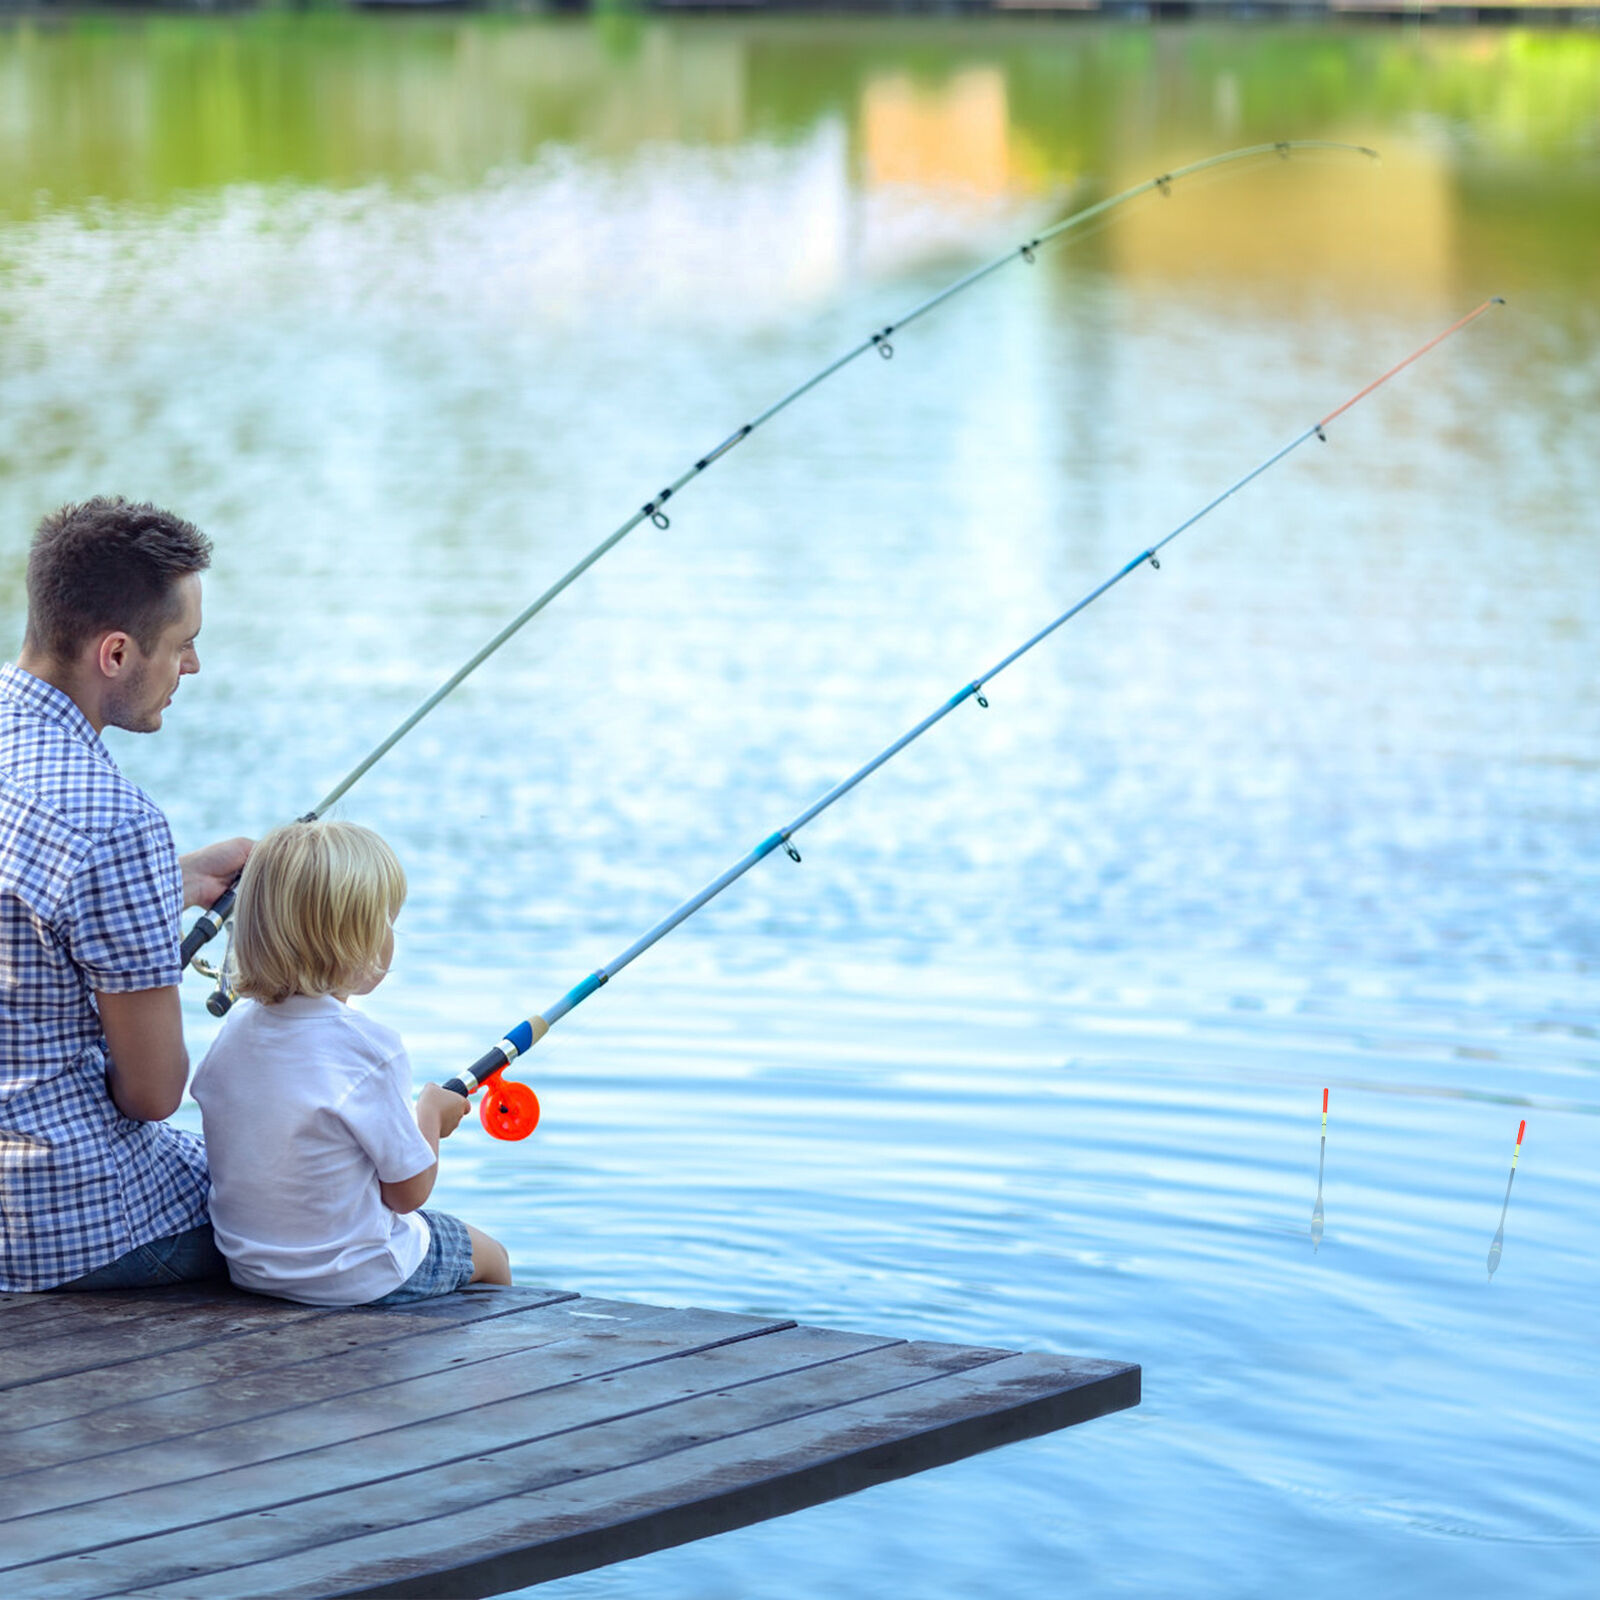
top-left (1, 1284), bottom-right (1138, 1598)
top-left (0, 1293), bottom-right (653, 1474)
top-left (0, 1291), bottom-right (331, 1387)
top-left (1, 1286), bottom-right (576, 1435)
top-left (0, 1291), bottom-right (285, 1374)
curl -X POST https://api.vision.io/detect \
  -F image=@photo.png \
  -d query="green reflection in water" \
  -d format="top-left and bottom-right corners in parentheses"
top-left (2, 17), bottom-right (1597, 219)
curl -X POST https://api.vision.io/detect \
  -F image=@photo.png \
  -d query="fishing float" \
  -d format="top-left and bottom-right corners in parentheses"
top-left (1486, 1118), bottom-right (1527, 1281)
top-left (1311, 1088), bottom-right (1328, 1252)
top-left (445, 299), bottom-right (1505, 1138)
top-left (180, 139), bottom-right (1379, 1001)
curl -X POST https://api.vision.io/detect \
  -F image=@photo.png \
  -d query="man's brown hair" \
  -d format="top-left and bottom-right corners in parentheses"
top-left (25, 497), bottom-right (212, 661)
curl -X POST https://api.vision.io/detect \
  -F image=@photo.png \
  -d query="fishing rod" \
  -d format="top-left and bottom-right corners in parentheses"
top-left (180, 139), bottom-right (1379, 994)
top-left (445, 297), bottom-right (1505, 1140)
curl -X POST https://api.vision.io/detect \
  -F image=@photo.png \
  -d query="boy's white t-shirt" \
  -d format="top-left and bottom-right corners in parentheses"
top-left (192, 995), bottom-right (436, 1306)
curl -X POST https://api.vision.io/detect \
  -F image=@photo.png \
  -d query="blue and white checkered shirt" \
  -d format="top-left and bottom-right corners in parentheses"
top-left (0, 662), bottom-right (207, 1291)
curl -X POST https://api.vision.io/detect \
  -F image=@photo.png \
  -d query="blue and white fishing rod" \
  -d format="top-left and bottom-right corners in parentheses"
top-left (449, 297), bottom-right (1505, 1140)
top-left (182, 139), bottom-right (1377, 997)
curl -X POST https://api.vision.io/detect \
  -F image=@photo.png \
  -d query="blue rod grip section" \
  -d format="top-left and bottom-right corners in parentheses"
top-left (755, 831), bottom-right (786, 859)
top-left (944, 683), bottom-right (978, 712)
top-left (564, 972), bottom-right (604, 1009)
top-left (506, 1018), bottom-right (536, 1056)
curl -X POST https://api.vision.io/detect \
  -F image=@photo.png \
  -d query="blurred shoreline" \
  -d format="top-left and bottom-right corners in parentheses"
top-left (0, 1), bottom-right (1597, 31)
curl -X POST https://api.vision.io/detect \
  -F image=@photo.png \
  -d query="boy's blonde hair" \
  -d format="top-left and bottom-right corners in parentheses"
top-left (230, 820), bottom-right (407, 1004)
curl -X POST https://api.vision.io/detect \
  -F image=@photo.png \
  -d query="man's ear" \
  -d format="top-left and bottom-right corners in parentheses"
top-left (94, 631), bottom-right (136, 681)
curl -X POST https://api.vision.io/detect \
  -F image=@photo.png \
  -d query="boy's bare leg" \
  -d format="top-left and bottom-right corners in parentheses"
top-left (466, 1223), bottom-right (512, 1286)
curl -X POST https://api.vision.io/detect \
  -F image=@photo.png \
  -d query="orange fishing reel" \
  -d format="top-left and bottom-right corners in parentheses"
top-left (478, 1069), bottom-right (540, 1142)
top-left (444, 1020), bottom-right (547, 1142)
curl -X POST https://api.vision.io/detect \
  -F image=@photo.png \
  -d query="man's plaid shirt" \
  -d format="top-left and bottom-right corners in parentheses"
top-left (0, 662), bottom-right (207, 1291)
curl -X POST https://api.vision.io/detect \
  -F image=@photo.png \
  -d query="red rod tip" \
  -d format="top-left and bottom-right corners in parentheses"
top-left (1322, 1088), bottom-right (1329, 1112)
top-left (1517, 1119), bottom-right (1526, 1145)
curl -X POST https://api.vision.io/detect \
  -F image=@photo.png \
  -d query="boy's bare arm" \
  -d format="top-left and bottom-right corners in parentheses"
top-left (379, 1084), bottom-right (469, 1214)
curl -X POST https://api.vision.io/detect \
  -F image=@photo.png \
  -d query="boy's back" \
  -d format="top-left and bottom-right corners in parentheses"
top-left (194, 996), bottom-right (435, 1306)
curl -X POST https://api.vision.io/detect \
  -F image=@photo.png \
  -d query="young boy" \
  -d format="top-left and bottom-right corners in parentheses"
top-left (193, 820), bottom-right (510, 1306)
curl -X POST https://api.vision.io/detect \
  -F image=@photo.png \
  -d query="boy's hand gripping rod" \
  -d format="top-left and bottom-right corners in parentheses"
top-left (446, 298), bottom-right (1505, 1140)
top-left (180, 140), bottom-right (1378, 996)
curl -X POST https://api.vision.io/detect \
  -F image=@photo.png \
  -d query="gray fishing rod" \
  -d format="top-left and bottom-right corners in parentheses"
top-left (181, 139), bottom-right (1378, 995)
top-left (448, 298), bottom-right (1504, 1141)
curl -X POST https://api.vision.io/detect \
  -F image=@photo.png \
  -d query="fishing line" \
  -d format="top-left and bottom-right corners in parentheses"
top-left (181, 139), bottom-right (1378, 990)
top-left (445, 298), bottom-right (1504, 1140)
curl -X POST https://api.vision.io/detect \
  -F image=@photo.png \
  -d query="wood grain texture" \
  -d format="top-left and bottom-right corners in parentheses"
top-left (1, 1283), bottom-right (1138, 1599)
top-left (1, 1286), bottom-right (576, 1434)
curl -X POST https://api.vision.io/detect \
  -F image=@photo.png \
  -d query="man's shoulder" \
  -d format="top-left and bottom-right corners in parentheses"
top-left (0, 706), bottom-right (162, 844)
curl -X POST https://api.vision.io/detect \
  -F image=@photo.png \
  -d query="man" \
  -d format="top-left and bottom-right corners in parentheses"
top-left (0, 497), bottom-right (250, 1292)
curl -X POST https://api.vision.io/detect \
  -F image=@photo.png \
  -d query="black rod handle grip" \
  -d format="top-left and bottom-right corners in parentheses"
top-left (180, 879), bottom-right (240, 968)
top-left (442, 1045), bottom-right (508, 1099)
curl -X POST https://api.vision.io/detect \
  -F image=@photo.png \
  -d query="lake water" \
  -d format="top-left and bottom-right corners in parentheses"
top-left (1, 13), bottom-right (1596, 1598)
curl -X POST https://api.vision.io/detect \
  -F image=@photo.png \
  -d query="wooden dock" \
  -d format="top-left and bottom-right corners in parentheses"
top-left (0, 1283), bottom-right (1138, 1599)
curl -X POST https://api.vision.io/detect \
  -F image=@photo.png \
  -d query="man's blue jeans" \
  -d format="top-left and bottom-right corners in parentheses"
top-left (50, 1224), bottom-right (227, 1291)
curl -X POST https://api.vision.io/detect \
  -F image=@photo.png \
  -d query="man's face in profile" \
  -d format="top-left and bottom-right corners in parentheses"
top-left (104, 572), bottom-right (203, 735)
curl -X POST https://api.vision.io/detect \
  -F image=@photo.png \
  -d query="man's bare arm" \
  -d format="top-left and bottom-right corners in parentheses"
top-left (97, 986), bottom-right (189, 1121)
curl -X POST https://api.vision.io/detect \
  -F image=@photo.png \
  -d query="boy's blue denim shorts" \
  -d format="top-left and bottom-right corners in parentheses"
top-left (362, 1210), bottom-right (474, 1307)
